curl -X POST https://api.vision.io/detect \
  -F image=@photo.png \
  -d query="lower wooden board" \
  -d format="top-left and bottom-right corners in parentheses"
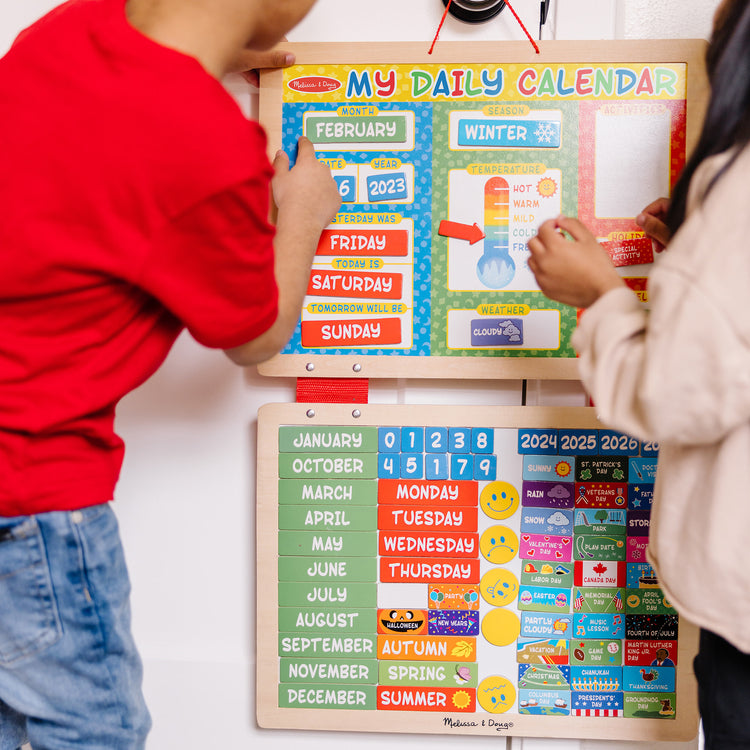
top-left (256, 403), bottom-right (699, 741)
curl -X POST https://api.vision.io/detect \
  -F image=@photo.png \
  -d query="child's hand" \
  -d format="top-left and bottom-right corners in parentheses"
top-left (230, 47), bottom-right (295, 87)
top-left (636, 197), bottom-right (671, 253)
top-left (527, 216), bottom-right (625, 308)
top-left (272, 137), bottom-right (341, 231)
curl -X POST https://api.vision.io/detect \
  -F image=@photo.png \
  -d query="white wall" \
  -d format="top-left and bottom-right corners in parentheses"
top-left (2, 1), bottom-right (719, 749)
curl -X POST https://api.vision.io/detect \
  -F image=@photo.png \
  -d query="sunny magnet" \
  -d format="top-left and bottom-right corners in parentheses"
top-left (477, 675), bottom-right (516, 714)
top-left (479, 525), bottom-right (519, 564)
top-left (481, 481), bottom-right (520, 520)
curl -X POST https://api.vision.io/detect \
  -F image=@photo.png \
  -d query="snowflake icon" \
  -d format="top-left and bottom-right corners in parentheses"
top-left (534, 122), bottom-right (557, 144)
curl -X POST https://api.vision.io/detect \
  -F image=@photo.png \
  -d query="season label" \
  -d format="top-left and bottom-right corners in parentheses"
top-left (377, 685), bottom-right (476, 712)
top-left (377, 635), bottom-right (477, 662)
top-left (378, 660), bottom-right (479, 688)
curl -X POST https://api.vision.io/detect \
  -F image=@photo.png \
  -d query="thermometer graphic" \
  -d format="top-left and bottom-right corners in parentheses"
top-left (477, 176), bottom-right (516, 288)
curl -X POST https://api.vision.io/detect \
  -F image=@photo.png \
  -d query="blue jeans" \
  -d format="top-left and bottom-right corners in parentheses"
top-left (0, 505), bottom-right (151, 750)
top-left (694, 629), bottom-right (750, 749)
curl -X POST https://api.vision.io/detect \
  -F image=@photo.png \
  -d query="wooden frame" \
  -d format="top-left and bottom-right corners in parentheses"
top-left (257, 40), bottom-right (708, 381)
top-left (257, 403), bottom-right (699, 740)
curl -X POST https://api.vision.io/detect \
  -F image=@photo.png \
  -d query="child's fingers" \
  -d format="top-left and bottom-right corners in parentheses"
top-left (296, 136), bottom-right (316, 161)
top-left (554, 215), bottom-right (594, 243)
top-left (639, 196), bottom-right (670, 219)
top-left (273, 148), bottom-right (290, 173)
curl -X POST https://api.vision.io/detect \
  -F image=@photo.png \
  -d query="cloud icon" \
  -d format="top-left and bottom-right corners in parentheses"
top-left (547, 511), bottom-right (570, 526)
top-left (547, 484), bottom-right (571, 499)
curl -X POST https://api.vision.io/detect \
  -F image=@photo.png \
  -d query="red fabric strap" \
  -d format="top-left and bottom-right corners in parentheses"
top-left (296, 378), bottom-right (369, 404)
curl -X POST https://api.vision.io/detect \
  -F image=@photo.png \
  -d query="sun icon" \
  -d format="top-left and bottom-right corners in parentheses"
top-left (537, 177), bottom-right (558, 198)
top-left (452, 690), bottom-right (472, 709)
top-left (554, 461), bottom-right (572, 477)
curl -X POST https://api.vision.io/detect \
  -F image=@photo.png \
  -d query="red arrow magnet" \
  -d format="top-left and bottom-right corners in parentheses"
top-left (438, 220), bottom-right (485, 245)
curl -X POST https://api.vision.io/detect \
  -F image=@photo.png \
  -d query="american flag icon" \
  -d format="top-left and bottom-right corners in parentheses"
top-left (613, 590), bottom-right (623, 611)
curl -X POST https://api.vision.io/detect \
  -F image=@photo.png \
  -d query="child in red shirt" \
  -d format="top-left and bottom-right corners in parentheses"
top-left (0, 0), bottom-right (340, 747)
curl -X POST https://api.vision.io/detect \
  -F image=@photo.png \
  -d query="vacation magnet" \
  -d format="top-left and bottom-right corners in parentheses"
top-left (516, 638), bottom-right (569, 665)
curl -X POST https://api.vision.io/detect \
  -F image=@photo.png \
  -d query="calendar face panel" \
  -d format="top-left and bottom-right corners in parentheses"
top-left (258, 40), bottom-right (708, 380)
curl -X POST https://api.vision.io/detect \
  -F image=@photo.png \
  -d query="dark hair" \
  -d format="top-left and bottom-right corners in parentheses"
top-left (667, 0), bottom-right (750, 234)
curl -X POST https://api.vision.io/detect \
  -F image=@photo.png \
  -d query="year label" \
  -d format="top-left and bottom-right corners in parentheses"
top-left (367, 172), bottom-right (408, 202)
top-left (599, 430), bottom-right (640, 455)
top-left (518, 429), bottom-right (558, 454)
top-left (558, 430), bottom-right (598, 454)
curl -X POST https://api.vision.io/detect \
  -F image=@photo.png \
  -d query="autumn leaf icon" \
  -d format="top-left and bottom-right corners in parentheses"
top-left (452, 641), bottom-right (474, 658)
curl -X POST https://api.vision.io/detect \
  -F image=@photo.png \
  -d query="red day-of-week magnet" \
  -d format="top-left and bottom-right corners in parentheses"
top-left (380, 557), bottom-right (480, 584)
top-left (316, 229), bottom-right (409, 256)
top-left (378, 479), bottom-right (478, 506)
top-left (378, 505), bottom-right (478, 532)
top-left (302, 317), bottom-right (401, 347)
top-left (379, 531), bottom-right (479, 558)
top-left (307, 269), bottom-right (403, 299)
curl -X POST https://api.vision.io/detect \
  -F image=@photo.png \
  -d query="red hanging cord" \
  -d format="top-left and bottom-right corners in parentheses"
top-left (428, 0), bottom-right (540, 55)
top-left (428, 0), bottom-right (453, 55)
top-left (504, 0), bottom-right (540, 54)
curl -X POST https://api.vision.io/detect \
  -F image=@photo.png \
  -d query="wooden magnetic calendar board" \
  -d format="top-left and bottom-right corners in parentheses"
top-left (256, 403), bottom-right (699, 741)
top-left (257, 40), bottom-right (708, 380)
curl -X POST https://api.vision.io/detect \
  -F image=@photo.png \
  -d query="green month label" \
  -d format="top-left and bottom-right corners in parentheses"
top-left (278, 453), bottom-right (378, 479)
top-left (278, 426), bottom-right (378, 453)
top-left (277, 607), bottom-right (376, 633)
top-left (279, 633), bottom-right (377, 658)
top-left (306, 115), bottom-right (408, 145)
top-left (278, 556), bottom-right (377, 582)
top-left (278, 582), bottom-right (377, 608)
top-left (277, 531), bottom-right (378, 557)
top-left (278, 479), bottom-right (378, 505)
top-left (280, 658), bottom-right (378, 684)
top-left (279, 683), bottom-right (377, 710)
top-left (278, 505), bottom-right (377, 531)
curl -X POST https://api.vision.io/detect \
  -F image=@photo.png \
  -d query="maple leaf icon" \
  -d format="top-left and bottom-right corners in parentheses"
top-left (593, 563), bottom-right (608, 575)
